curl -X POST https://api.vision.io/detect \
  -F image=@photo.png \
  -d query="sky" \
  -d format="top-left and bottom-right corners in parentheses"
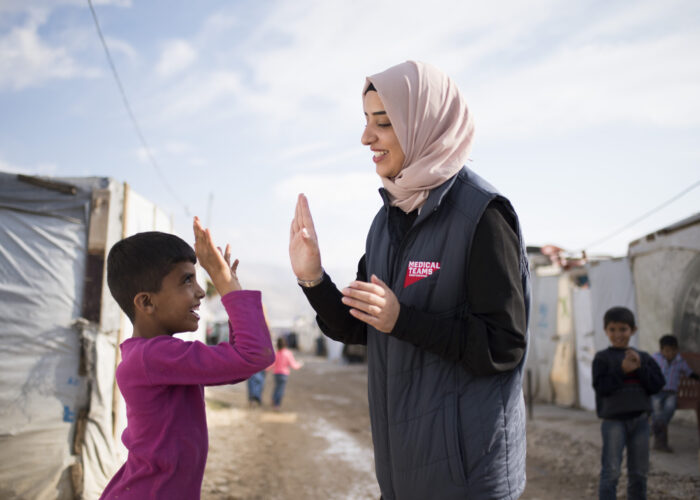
top-left (1, 0), bottom-right (699, 300)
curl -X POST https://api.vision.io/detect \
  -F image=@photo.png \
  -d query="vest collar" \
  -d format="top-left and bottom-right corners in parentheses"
top-left (378, 167), bottom-right (463, 223)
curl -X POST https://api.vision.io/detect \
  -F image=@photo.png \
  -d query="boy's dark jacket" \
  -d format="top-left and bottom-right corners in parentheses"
top-left (592, 347), bottom-right (665, 419)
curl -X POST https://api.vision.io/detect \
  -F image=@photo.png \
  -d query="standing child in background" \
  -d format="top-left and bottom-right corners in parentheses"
top-left (269, 337), bottom-right (303, 409)
top-left (247, 370), bottom-right (266, 407)
top-left (651, 334), bottom-right (700, 452)
top-left (100, 217), bottom-right (274, 499)
top-left (592, 306), bottom-right (665, 500)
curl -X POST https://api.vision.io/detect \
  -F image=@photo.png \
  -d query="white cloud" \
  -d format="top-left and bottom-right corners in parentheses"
top-left (156, 39), bottom-right (197, 78)
top-left (155, 70), bottom-right (242, 121)
top-left (0, 23), bottom-right (99, 90)
top-left (0, 156), bottom-right (58, 176)
top-left (274, 171), bottom-right (378, 205)
top-left (471, 31), bottom-right (700, 139)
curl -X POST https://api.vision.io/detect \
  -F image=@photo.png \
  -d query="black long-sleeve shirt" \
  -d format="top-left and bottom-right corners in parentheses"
top-left (301, 201), bottom-right (527, 376)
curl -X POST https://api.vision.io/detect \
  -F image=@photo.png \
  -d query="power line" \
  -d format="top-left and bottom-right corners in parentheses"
top-left (87, 0), bottom-right (191, 217)
top-left (581, 177), bottom-right (700, 251)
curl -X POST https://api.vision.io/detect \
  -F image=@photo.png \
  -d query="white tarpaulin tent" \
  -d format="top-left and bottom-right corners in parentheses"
top-left (0, 172), bottom-right (176, 499)
top-left (628, 213), bottom-right (700, 353)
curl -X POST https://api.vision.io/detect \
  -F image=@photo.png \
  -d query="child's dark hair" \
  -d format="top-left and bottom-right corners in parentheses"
top-left (603, 306), bottom-right (636, 329)
top-left (107, 231), bottom-right (196, 322)
top-left (659, 334), bottom-right (678, 349)
top-left (277, 337), bottom-right (287, 350)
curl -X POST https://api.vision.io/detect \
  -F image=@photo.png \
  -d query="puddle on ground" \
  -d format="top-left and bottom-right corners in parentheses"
top-left (311, 394), bottom-right (352, 405)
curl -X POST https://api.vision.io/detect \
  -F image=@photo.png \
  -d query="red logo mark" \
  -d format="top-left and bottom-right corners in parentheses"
top-left (403, 261), bottom-right (441, 288)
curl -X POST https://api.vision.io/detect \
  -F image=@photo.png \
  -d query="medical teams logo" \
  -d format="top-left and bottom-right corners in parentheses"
top-left (403, 260), bottom-right (441, 288)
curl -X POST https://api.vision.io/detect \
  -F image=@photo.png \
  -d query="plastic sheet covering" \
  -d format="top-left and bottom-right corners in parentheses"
top-left (526, 272), bottom-right (559, 402)
top-left (587, 258), bottom-right (637, 353)
top-left (550, 274), bottom-right (576, 406)
top-left (0, 173), bottom-right (105, 499)
top-left (78, 322), bottom-right (121, 500)
top-left (572, 287), bottom-right (596, 411)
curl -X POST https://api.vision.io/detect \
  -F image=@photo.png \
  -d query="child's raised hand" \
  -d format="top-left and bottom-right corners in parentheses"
top-left (193, 216), bottom-right (241, 295)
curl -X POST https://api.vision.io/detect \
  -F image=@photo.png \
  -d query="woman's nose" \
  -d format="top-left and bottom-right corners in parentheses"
top-left (361, 126), bottom-right (375, 145)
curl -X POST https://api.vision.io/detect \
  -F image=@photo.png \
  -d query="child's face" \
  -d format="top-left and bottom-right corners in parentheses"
top-left (150, 261), bottom-right (205, 335)
top-left (605, 321), bottom-right (635, 348)
top-left (661, 345), bottom-right (678, 362)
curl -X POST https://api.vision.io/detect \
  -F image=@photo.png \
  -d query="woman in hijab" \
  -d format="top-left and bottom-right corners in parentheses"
top-left (289, 61), bottom-right (530, 500)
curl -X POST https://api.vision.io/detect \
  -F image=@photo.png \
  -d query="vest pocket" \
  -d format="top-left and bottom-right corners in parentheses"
top-left (443, 392), bottom-right (467, 486)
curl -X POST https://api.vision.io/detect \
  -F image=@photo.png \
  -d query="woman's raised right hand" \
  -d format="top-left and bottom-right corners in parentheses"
top-left (289, 193), bottom-right (323, 281)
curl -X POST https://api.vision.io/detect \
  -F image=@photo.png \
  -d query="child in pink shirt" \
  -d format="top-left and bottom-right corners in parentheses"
top-left (100, 217), bottom-right (274, 499)
top-left (269, 337), bottom-right (303, 408)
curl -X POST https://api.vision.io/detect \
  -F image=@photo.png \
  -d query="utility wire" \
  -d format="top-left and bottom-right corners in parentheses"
top-left (581, 177), bottom-right (700, 252)
top-left (87, 0), bottom-right (191, 217)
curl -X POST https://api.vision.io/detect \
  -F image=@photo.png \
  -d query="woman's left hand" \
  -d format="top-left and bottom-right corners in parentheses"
top-left (341, 275), bottom-right (400, 333)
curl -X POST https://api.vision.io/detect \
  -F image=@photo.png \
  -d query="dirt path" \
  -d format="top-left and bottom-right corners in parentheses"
top-left (202, 354), bottom-right (700, 499)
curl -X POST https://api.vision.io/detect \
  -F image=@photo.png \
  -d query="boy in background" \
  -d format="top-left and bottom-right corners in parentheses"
top-left (651, 334), bottom-right (700, 452)
top-left (592, 306), bottom-right (665, 500)
top-left (100, 217), bottom-right (274, 499)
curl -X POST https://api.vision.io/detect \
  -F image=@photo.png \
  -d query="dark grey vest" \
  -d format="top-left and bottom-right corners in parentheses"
top-left (364, 167), bottom-right (530, 500)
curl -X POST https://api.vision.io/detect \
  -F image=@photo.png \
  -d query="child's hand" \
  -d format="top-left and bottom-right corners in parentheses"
top-left (622, 349), bottom-right (641, 373)
top-left (193, 216), bottom-right (241, 295)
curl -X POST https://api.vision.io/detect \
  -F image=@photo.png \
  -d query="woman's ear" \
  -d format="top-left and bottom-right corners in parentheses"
top-left (133, 292), bottom-right (155, 316)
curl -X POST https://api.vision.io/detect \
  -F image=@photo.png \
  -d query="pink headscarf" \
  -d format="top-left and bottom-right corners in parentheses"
top-left (364, 61), bottom-right (475, 213)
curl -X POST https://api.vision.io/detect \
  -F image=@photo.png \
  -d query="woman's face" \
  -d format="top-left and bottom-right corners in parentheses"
top-left (361, 90), bottom-right (405, 178)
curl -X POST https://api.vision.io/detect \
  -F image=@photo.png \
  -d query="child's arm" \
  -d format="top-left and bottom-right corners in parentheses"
top-left (638, 352), bottom-right (666, 394)
top-left (679, 357), bottom-right (700, 380)
top-left (287, 349), bottom-right (303, 370)
top-left (592, 351), bottom-right (624, 396)
top-left (138, 219), bottom-right (275, 387)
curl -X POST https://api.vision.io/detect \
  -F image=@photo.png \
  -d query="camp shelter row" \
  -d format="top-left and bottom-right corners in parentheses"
top-left (525, 212), bottom-right (700, 412)
top-left (1, 170), bottom-right (698, 499)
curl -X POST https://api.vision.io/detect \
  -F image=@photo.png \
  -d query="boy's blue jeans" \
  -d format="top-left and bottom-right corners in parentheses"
top-left (651, 391), bottom-right (677, 426)
top-left (599, 414), bottom-right (649, 500)
top-left (272, 374), bottom-right (288, 407)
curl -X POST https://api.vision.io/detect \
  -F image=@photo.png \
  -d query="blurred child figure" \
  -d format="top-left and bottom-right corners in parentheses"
top-left (100, 218), bottom-right (274, 499)
top-left (592, 306), bottom-right (664, 500)
top-left (247, 371), bottom-right (266, 407)
top-left (651, 334), bottom-right (700, 452)
top-left (269, 336), bottom-right (303, 409)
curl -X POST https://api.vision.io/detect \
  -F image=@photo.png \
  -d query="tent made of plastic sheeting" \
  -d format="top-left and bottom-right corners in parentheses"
top-left (628, 212), bottom-right (700, 353)
top-left (0, 172), bottom-right (176, 499)
top-left (526, 258), bottom-right (636, 411)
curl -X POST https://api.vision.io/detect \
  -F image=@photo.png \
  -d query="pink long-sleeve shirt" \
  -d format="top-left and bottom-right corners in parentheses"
top-left (100, 290), bottom-right (274, 500)
top-left (269, 347), bottom-right (302, 375)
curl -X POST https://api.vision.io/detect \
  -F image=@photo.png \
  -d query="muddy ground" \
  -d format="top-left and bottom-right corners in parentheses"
top-left (202, 354), bottom-right (700, 500)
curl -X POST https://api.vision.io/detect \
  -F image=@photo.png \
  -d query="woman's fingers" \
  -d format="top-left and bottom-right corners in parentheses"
top-left (342, 276), bottom-right (400, 333)
top-left (342, 296), bottom-right (383, 316)
top-left (299, 194), bottom-right (316, 235)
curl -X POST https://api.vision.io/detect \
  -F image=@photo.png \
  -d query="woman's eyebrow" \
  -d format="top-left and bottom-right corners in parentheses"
top-left (364, 110), bottom-right (388, 116)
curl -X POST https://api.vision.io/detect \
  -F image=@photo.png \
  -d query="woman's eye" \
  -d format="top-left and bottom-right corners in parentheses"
top-left (378, 123), bottom-right (392, 128)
